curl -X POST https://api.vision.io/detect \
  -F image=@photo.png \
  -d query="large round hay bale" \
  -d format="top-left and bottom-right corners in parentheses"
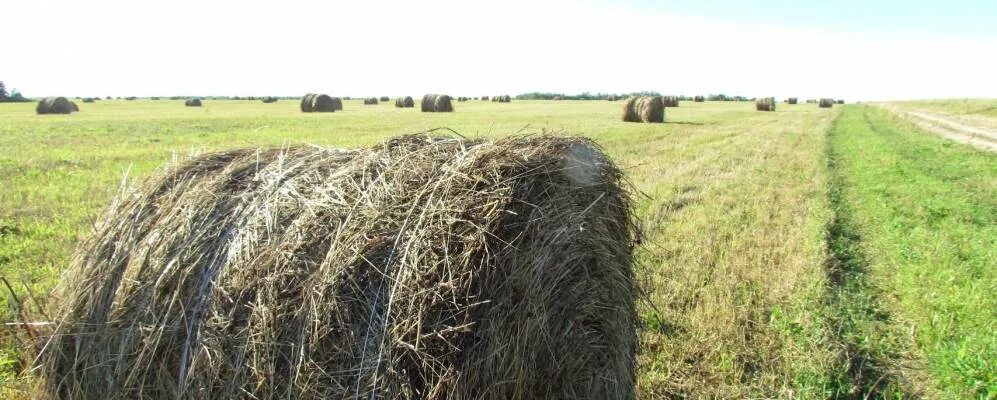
top-left (819, 98), bottom-right (834, 108)
top-left (621, 96), bottom-right (664, 123)
top-left (38, 135), bottom-right (639, 400)
top-left (786, 97), bottom-right (798, 105)
top-left (755, 97), bottom-right (776, 111)
top-left (661, 96), bottom-right (679, 107)
top-left (379, 96), bottom-right (389, 102)
top-left (363, 97), bottom-right (378, 105)
top-left (185, 98), bottom-right (202, 107)
top-left (311, 94), bottom-right (338, 112)
top-left (36, 97), bottom-right (74, 114)
top-left (394, 96), bottom-right (415, 108)
top-left (300, 93), bottom-right (316, 112)
top-left (421, 94), bottom-right (453, 112)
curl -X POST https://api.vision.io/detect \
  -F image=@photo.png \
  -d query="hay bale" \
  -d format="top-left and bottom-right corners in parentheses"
top-left (379, 96), bottom-right (390, 102)
top-left (69, 101), bottom-right (79, 112)
top-left (262, 97), bottom-right (278, 103)
top-left (819, 98), bottom-right (834, 108)
top-left (607, 95), bottom-right (617, 101)
top-left (300, 93), bottom-right (316, 112)
top-left (836, 99), bottom-right (844, 104)
top-left (481, 96), bottom-right (489, 101)
top-left (394, 96), bottom-right (415, 108)
top-left (38, 134), bottom-right (639, 400)
top-left (421, 94), bottom-right (453, 112)
top-left (311, 94), bottom-right (339, 112)
top-left (755, 97), bottom-right (776, 111)
top-left (621, 96), bottom-right (664, 123)
top-left (185, 98), bottom-right (203, 107)
top-left (364, 97), bottom-right (379, 105)
top-left (693, 96), bottom-right (705, 102)
top-left (787, 97), bottom-right (798, 105)
top-left (36, 97), bottom-right (74, 114)
top-left (661, 96), bottom-right (679, 107)
top-left (82, 97), bottom-right (95, 103)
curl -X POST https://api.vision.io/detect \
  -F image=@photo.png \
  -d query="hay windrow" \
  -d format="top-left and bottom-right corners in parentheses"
top-left (38, 134), bottom-right (639, 400)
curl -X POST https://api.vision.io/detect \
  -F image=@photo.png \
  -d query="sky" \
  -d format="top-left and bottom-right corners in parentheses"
top-left (5, 0), bottom-right (997, 101)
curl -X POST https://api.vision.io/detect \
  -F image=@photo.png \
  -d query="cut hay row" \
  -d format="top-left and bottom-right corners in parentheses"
top-left (661, 96), bottom-right (679, 107)
top-left (394, 96), bottom-right (415, 108)
top-left (421, 94), bottom-right (453, 112)
top-left (363, 97), bottom-right (379, 105)
top-left (819, 98), bottom-right (834, 108)
top-left (185, 98), bottom-right (202, 107)
top-left (621, 96), bottom-right (664, 123)
top-left (301, 93), bottom-right (342, 112)
top-left (755, 97), bottom-right (776, 112)
top-left (36, 97), bottom-right (76, 114)
top-left (38, 134), bottom-right (639, 400)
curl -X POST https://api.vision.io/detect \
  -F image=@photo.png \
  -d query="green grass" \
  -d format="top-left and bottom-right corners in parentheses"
top-left (827, 105), bottom-right (996, 398)
top-left (0, 98), bottom-right (992, 398)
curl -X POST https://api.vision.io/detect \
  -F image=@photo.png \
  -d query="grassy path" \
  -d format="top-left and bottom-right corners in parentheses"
top-left (826, 106), bottom-right (996, 398)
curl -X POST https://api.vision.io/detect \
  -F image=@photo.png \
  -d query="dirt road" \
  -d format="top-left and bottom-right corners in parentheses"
top-left (880, 105), bottom-right (997, 152)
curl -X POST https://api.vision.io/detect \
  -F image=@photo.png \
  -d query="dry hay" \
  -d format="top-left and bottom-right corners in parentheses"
top-left (661, 96), bottom-right (679, 107)
top-left (755, 97), bottom-right (776, 111)
top-left (421, 94), bottom-right (454, 112)
top-left (621, 96), bottom-right (664, 123)
top-left (819, 98), bottom-right (834, 108)
top-left (185, 98), bottom-right (203, 107)
top-left (693, 96), bottom-right (705, 102)
top-left (309, 94), bottom-right (339, 112)
top-left (37, 134), bottom-right (639, 400)
top-left (379, 96), bottom-right (390, 102)
top-left (394, 96), bottom-right (415, 108)
top-left (364, 97), bottom-right (379, 105)
top-left (300, 93), bottom-right (316, 112)
top-left (786, 97), bottom-right (798, 105)
top-left (36, 97), bottom-right (74, 114)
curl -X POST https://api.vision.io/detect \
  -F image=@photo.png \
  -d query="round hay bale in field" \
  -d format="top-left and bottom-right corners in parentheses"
top-left (311, 94), bottom-right (338, 112)
top-left (38, 134), bottom-right (639, 400)
top-left (262, 97), bottom-right (278, 103)
top-left (693, 96), bottom-right (705, 102)
top-left (621, 96), bottom-right (664, 123)
top-left (185, 98), bottom-right (202, 107)
top-left (300, 93), bottom-right (316, 112)
top-left (607, 95), bottom-right (617, 101)
top-left (836, 99), bottom-right (844, 104)
top-left (36, 97), bottom-right (74, 114)
top-left (662, 96), bottom-right (679, 107)
top-left (69, 101), bottom-right (80, 112)
top-left (787, 97), bottom-right (798, 105)
top-left (481, 96), bottom-right (489, 101)
top-left (364, 97), bottom-right (379, 105)
top-left (379, 96), bottom-right (389, 102)
top-left (82, 97), bottom-right (95, 103)
top-left (421, 94), bottom-right (453, 112)
top-left (819, 98), bottom-right (834, 108)
top-left (394, 96), bottom-right (415, 108)
top-left (755, 97), bottom-right (776, 111)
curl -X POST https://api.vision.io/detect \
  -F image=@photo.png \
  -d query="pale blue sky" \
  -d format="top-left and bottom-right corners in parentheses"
top-left (626, 1), bottom-right (997, 38)
top-left (6, 0), bottom-right (997, 100)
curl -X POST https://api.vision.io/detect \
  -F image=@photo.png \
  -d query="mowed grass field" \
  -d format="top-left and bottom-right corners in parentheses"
top-left (0, 99), bottom-right (993, 398)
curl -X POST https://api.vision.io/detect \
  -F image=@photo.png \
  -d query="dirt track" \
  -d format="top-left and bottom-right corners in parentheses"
top-left (881, 106), bottom-right (997, 152)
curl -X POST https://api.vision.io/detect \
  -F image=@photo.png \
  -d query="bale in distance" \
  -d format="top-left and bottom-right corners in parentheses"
top-left (661, 96), bottom-right (679, 107)
top-left (607, 95), bottom-right (618, 101)
top-left (185, 98), bottom-right (203, 107)
top-left (694, 96), bottom-right (705, 102)
top-left (819, 98), bottom-right (834, 108)
top-left (836, 99), bottom-right (845, 104)
top-left (82, 97), bottom-right (95, 103)
top-left (38, 134), bottom-right (640, 400)
top-left (36, 97), bottom-right (74, 114)
top-left (491, 95), bottom-right (511, 103)
top-left (481, 96), bottom-right (489, 101)
top-left (621, 96), bottom-right (664, 123)
top-left (262, 97), bottom-right (278, 103)
top-left (755, 97), bottom-right (776, 111)
top-left (379, 96), bottom-right (390, 102)
top-left (421, 94), bottom-right (453, 112)
top-left (394, 96), bottom-right (415, 108)
top-left (786, 97), bottom-right (798, 105)
top-left (69, 101), bottom-right (80, 112)
top-left (364, 97), bottom-right (379, 105)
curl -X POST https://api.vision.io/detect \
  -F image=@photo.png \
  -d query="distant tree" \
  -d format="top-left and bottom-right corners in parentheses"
top-left (0, 81), bottom-right (8, 101)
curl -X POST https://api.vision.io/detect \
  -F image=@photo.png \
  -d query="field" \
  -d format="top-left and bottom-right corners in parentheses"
top-left (0, 99), bottom-right (993, 398)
